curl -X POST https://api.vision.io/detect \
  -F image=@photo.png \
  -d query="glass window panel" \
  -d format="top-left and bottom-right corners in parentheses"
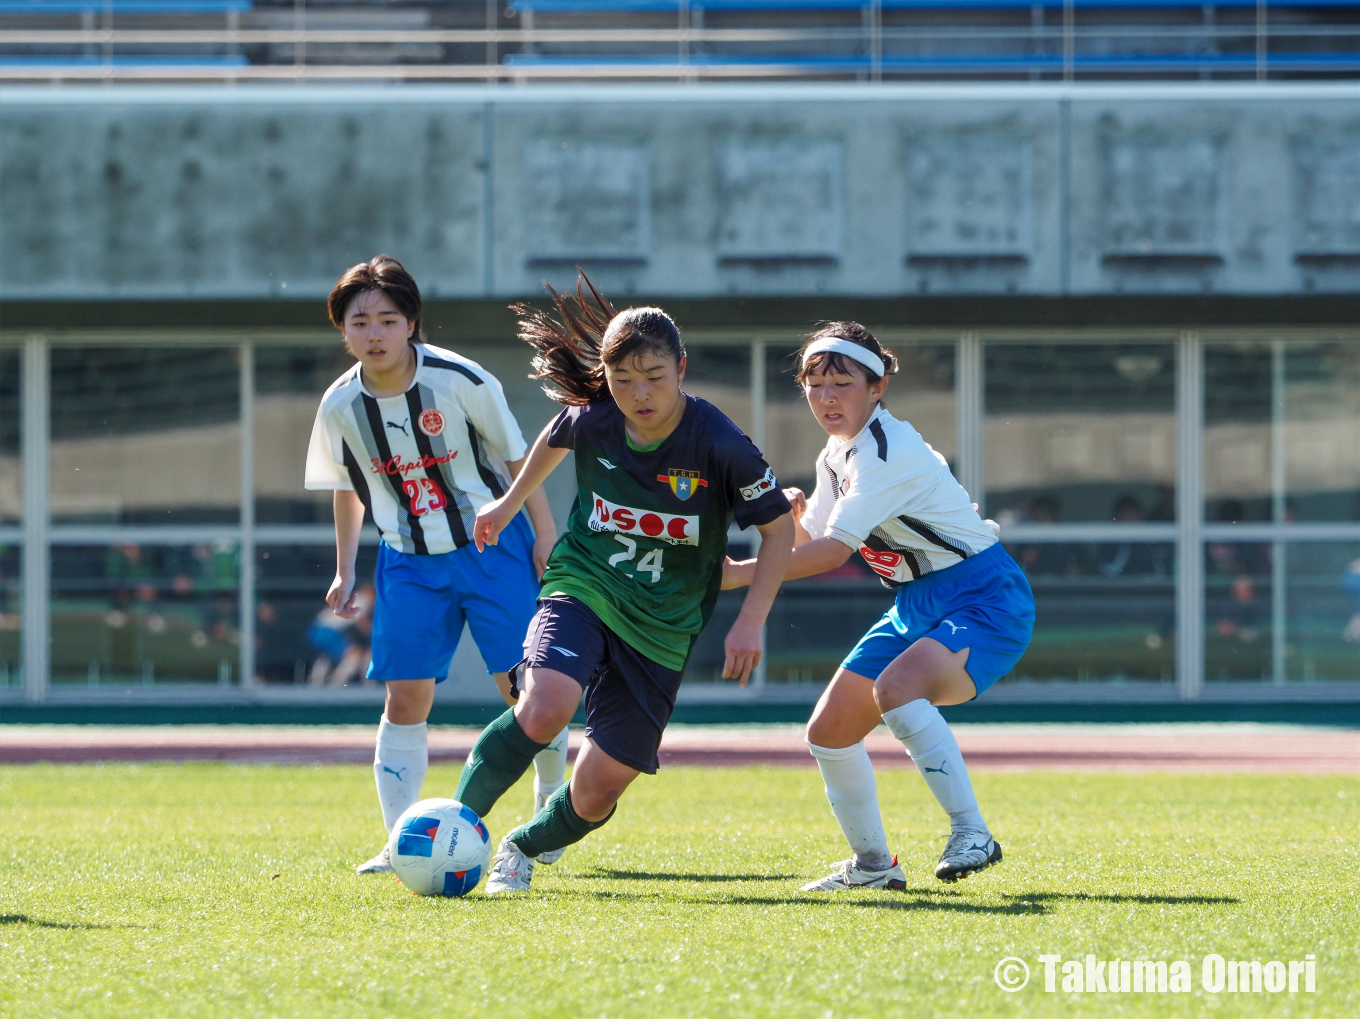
top-left (255, 544), bottom-right (378, 685)
top-left (1285, 542), bottom-right (1360, 682)
top-left (1003, 540), bottom-right (1176, 683)
top-left (0, 348), bottom-right (18, 524)
top-left (1204, 540), bottom-right (1274, 682)
top-left (1284, 344), bottom-right (1360, 522)
top-left (254, 345), bottom-right (356, 524)
top-left (986, 343), bottom-right (1176, 524)
top-left (765, 342), bottom-right (955, 496)
top-left (51, 347), bottom-right (240, 524)
top-left (682, 345), bottom-right (752, 435)
top-left (1204, 343), bottom-right (1273, 524)
top-left (0, 542), bottom-right (18, 687)
top-left (50, 544), bottom-right (239, 686)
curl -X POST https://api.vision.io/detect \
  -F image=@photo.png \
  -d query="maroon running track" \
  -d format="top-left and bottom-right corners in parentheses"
top-left (1, 726), bottom-right (1356, 773)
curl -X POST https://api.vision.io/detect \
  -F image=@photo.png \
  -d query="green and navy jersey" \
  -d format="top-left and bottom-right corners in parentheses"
top-left (540, 395), bottom-right (790, 670)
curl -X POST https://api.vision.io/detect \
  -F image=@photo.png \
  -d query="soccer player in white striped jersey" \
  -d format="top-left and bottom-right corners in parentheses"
top-left (724, 323), bottom-right (1034, 889)
top-left (305, 255), bottom-right (569, 874)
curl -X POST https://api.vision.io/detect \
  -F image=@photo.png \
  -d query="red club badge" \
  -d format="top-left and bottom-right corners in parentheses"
top-left (418, 408), bottom-right (446, 437)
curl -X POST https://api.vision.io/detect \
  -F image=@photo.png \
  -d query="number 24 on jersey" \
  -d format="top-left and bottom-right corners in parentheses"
top-left (607, 536), bottom-right (665, 582)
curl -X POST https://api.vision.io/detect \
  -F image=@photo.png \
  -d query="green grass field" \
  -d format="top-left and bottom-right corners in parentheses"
top-left (1, 762), bottom-right (1355, 1018)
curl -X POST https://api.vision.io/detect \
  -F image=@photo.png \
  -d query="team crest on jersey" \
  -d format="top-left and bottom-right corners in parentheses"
top-left (657, 469), bottom-right (708, 501)
top-left (418, 408), bottom-right (446, 437)
top-left (739, 467), bottom-right (778, 502)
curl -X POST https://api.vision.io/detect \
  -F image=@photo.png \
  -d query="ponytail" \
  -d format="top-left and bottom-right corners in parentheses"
top-left (514, 270), bottom-right (685, 406)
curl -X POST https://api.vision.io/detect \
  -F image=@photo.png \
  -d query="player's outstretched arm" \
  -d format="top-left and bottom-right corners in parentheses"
top-left (722, 511), bottom-right (794, 686)
top-left (722, 534), bottom-right (853, 590)
top-left (474, 423), bottom-right (569, 552)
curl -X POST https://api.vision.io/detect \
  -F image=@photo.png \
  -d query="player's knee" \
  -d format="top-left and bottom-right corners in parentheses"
top-left (571, 783), bottom-right (622, 823)
top-left (514, 694), bottom-right (575, 744)
top-left (873, 669), bottom-right (930, 714)
top-left (805, 713), bottom-right (837, 748)
top-left (384, 680), bottom-right (434, 724)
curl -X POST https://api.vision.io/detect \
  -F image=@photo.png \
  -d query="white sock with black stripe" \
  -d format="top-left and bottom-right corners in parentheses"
top-left (806, 741), bottom-right (894, 871)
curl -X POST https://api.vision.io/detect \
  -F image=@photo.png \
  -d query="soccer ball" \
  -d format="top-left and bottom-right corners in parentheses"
top-left (386, 798), bottom-right (492, 897)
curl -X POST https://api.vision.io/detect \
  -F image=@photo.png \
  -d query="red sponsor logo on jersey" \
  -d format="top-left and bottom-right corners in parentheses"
top-left (370, 451), bottom-right (458, 476)
top-left (588, 492), bottom-right (700, 546)
top-left (418, 408), bottom-right (446, 437)
top-left (860, 546), bottom-right (904, 579)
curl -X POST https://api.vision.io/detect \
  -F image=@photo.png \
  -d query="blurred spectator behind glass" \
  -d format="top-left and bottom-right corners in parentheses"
top-left (1097, 495), bottom-right (1169, 579)
top-left (307, 582), bottom-right (375, 686)
top-left (1343, 557), bottom-right (1360, 644)
top-left (1015, 495), bottom-right (1080, 577)
top-left (1207, 501), bottom-right (1266, 643)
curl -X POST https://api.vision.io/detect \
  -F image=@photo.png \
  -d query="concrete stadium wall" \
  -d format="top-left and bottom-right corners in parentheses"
top-left (1, 83), bottom-right (1357, 301)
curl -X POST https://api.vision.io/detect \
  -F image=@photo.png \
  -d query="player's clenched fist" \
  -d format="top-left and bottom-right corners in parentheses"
top-left (782, 486), bottom-right (808, 520)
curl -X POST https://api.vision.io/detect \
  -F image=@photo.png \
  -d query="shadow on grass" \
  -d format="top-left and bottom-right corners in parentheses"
top-left (578, 868), bottom-right (799, 883)
top-left (703, 894), bottom-right (1048, 915)
top-left (1006, 892), bottom-right (1239, 906)
top-left (0, 913), bottom-right (132, 930)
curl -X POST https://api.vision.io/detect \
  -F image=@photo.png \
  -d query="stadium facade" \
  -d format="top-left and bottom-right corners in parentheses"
top-left (1, 82), bottom-right (1358, 715)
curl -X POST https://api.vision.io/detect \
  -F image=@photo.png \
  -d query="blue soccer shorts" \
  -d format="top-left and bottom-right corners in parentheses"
top-left (841, 542), bottom-right (1035, 699)
top-left (368, 513), bottom-right (540, 681)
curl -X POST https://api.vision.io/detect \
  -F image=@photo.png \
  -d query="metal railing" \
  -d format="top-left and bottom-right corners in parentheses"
top-left (0, 0), bottom-right (1356, 81)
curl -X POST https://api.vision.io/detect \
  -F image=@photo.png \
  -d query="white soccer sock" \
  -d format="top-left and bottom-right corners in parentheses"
top-left (532, 726), bottom-right (570, 806)
top-left (373, 715), bottom-right (429, 833)
top-left (881, 699), bottom-right (987, 834)
top-left (806, 741), bottom-right (894, 872)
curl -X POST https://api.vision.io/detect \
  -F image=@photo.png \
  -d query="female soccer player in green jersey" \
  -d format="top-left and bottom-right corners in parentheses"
top-left (457, 275), bottom-right (794, 894)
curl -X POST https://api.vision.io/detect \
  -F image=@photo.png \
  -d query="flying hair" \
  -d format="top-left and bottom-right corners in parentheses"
top-left (512, 270), bottom-right (685, 406)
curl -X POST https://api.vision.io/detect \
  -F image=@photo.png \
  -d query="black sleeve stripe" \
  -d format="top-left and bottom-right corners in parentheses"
top-left (341, 441), bottom-right (374, 516)
top-left (424, 357), bottom-right (485, 385)
top-left (898, 514), bottom-right (971, 560)
top-left (466, 422), bottom-right (507, 499)
top-left (869, 419), bottom-right (889, 461)
top-left (406, 389), bottom-right (469, 548)
top-left (362, 393), bottom-right (428, 555)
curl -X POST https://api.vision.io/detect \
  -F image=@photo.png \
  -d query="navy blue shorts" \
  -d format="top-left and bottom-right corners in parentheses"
top-left (842, 542), bottom-right (1035, 699)
top-left (513, 596), bottom-right (682, 775)
top-left (368, 513), bottom-right (540, 681)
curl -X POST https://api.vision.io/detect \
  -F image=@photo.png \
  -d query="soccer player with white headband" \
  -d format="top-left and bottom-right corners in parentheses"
top-left (724, 322), bottom-right (1035, 889)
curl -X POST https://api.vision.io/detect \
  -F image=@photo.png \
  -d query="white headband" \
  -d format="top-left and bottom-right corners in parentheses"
top-left (801, 337), bottom-right (885, 378)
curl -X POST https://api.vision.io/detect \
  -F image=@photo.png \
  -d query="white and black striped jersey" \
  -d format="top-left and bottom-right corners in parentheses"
top-left (304, 343), bottom-right (529, 555)
top-left (801, 405), bottom-right (996, 586)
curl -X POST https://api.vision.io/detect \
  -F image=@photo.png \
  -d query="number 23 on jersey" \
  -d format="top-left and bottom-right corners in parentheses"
top-left (401, 478), bottom-right (447, 517)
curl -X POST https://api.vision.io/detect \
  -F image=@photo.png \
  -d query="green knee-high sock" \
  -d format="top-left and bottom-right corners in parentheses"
top-left (509, 783), bottom-right (614, 858)
top-left (454, 708), bottom-right (549, 818)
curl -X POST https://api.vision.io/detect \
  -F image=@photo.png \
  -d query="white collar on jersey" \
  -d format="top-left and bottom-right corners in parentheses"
top-left (801, 337), bottom-right (885, 378)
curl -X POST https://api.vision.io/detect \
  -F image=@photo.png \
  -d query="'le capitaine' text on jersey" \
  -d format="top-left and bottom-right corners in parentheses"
top-left (304, 343), bottom-right (528, 555)
top-left (801, 405), bottom-right (997, 586)
top-left (540, 396), bottom-right (790, 671)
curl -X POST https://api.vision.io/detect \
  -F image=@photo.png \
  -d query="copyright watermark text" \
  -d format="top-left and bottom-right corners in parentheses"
top-left (994, 953), bottom-right (1317, 994)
